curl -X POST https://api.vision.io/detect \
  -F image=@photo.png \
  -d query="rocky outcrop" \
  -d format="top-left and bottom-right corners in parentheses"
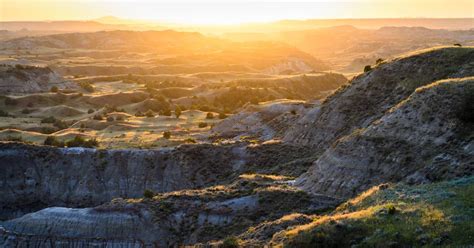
top-left (297, 75), bottom-right (474, 198)
top-left (284, 47), bottom-right (474, 150)
top-left (0, 64), bottom-right (75, 94)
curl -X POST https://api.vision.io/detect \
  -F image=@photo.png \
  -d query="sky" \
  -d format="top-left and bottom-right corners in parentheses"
top-left (1, 0), bottom-right (473, 24)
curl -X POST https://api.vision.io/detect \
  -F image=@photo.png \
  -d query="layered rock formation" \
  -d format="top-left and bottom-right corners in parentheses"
top-left (0, 64), bottom-right (75, 94)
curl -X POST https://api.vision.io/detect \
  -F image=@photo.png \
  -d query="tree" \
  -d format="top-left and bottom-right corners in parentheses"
top-left (145, 110), bottom-right (155, 117)
top-left (376, 58), bottom-right (384, 65)
top-left (364, 65), bottom-right (372, 72)
top-left (206, 112), bottom-right (214, 119)
top-left (218, 112), bottom-right (227, 119)
top-left (175, 106), bottom-right (182, 118)
top-left (143, 189), bottom-right (154, 199)
top-left (163, 131), bottom-right (171, 139)
top-left (198, 122), bottom-right (208, 128)
top-left (50, 86), bottom-right (59, 93)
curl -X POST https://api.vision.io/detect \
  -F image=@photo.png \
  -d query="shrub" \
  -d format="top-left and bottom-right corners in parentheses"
top-left (175, 106), bottom-right (182, 118)
top-left (143, 189), bottom-right (154, 199)
top-left (116, 116), bottom-right (124, 121)
top-left (206, 112), bottom-right (214, 119)
top-left (87, 109), bottom-right (95, 114)
top-left (53, 119), bottom-right (68, 129)
top-left (41, 116), bottom-right (57, 123)
top-left (106, 116), bottom-right (114, 122)
top-left (454, 43), bottom-right (462, 47)
top-left (50, 86), bottom-right (59, 93)
top-left (65, 135), bottom-right (98, 148)
top-left (79, 82), bottom-right (95, 92)
top-left (43, 136), bottom-right (64, 147)
top-left (93, 114), bottom-right (103, 120)
top-left (376, 58), bottom-right (384, 65)
top-left (135, 111), bottom-right (144, 117)
top-left (145, 110), bottom-right (155, 117)
top-left (364, 65), bottom-right (372, 72)
top-left (161, 108), bottom-right (172, 116)
top-left (184, 138), bottom-right (196, 143)
top-left (163, 131), bottom-right (171, 139)
top-left (218, 112), bottom-right (228, 119)
top-left (222, 236), bottom-right (240, 248)
top-left (290, 110), bottom-right (297, 115)
top-left (198, 122), bottom-right (208, 128)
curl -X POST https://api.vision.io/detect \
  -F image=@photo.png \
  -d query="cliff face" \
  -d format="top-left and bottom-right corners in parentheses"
top-left (0, 143), bottom-right (242, 220)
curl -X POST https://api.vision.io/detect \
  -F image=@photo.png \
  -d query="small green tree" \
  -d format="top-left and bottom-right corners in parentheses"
top-left (143, 189), bottom-right (154, 199)
top-left (364, 65), bottom-right (372, 72)
top-left (222, 236), bottom-right (240, 248)
top-left (175, 106), bottom-right (182, 118)
top-left (206, 112), bottom-right (214, 119)
top-left (163, 131), bottom-right (171, 139)
top-left (145, 110), bottom-right (155, 117)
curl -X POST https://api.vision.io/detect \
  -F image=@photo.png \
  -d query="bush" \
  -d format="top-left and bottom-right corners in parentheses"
top-left (87, 109), bottom-right (95, 114)
top-left (163, 131), bottom-right (171, 139)
top-left (65, 135), bottom-right (99, 148)
top-left (206, 112), bottom-right (214, 119)
top-left (106, 116), bottom-right (114, 122)
top-left (79, 82), bottom-right (95, 92)
top-left (50, 86), bottom-right (59, 93)
top-left (145, 110), bottom-right (155, 117)
top-left (41, 116), bottom-right (57, 123)
top-left (198, 122), bottom-right (208, 128)
top-left (175, 106), bottom-right (182, 118)
top-left (116, 116), bottom-right (124, 121)
top-left (161, 108), bottom-right (172, 116)
top-left (53, 119), bottom-right (68, 129)
top-left (218, 112), bottom-right (227, 119)
top-left (364, 65), bottom-right (372, 72)
top-left (222, 236), bottom-right (240, 248)
top-left (135, 111), bottom-right (144, 117)
top-left (376, 58), bottom-right (384, 65)
top-left (290, 110), bottom-right (297, 115)
top-left (43, 136), bottom-right (65, 147)
top-left (143, 189), bottom-right (154, 199)
top-left (184, 138), bottom-right (196, 143)
top-left (93, 114), bottom-right (103, 120)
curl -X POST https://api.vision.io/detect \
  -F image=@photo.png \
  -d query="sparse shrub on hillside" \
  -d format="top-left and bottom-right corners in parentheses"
top-left (175, 106), bottom-right (182, 118)
top-left (50, 86), bottom-right (59, 93)
top-left (3, 135), bottom-right (25, 142)
top-left (161, 108), bottom-right (172, 116)
top-left (454, 43), bottom-right (462, 47)
top-left (364, 65), bottom-right (372, 72)
top-left (41, 116), bottom-right (57, 123)
top-left (53, 119), bottom-right (68, 129)
top-left (44, 136), bottom-right (65, 147)
top-left (184, 138), bottom-right (196, 143)
top-left (206, 112), bottom-right (214, 119)
top-left (116, 116), bottom-right (124, 121)
top-left (143, 189), bottom-right (154, 199)
top-left (79, 82), bottom-right (95, 92)
top-left (222, 236), bottom-right (240, 248)
top-left (135, 111), bottom-right (144, 117)
top-left (219, 112), bottom-right (228, 119)
top-left (93, 114), bottom-right (104, 120)
top-left (145, 110), bottom-right (155, 117)
top-left (4, 97), bottom-right (18, 106)
top-left (88, 109), bottom-right (95, 114)
top-left (65, 135), bottom-right (98, 148)
top-left (106, 116), bottom-right (114, 122)
top-left (198, 122), bottom-right (208, 128)
top-left (290, 110), bottom-right (297, 115)
top-left (163, 131), bottom-right (171, 139)
top-left (376, 58), bottom-right (384, 65)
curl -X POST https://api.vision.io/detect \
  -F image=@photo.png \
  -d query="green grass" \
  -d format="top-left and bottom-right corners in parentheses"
top-left (281, 176), bottom-right (474, 247)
